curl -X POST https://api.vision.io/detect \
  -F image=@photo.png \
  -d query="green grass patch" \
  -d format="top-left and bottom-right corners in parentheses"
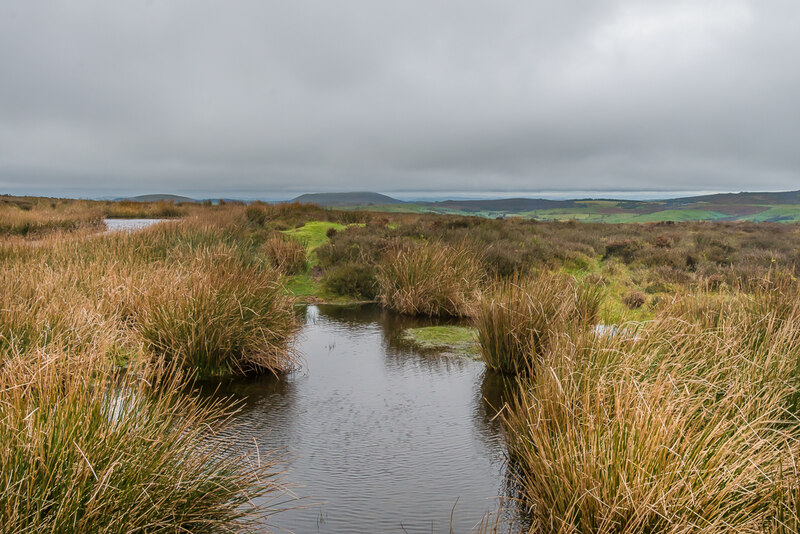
top-left (281, 221), bottom-right (347, 251)
top-left (741, 205), bottom-right (800, 222)
top-left (401, 326), bottom-right (479, 356)
top-left (284, 273), bottom-right (320, 298)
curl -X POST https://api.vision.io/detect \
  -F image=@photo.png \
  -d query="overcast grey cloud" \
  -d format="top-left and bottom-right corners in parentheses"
top-left (1, 1), bottom-right (799, 198)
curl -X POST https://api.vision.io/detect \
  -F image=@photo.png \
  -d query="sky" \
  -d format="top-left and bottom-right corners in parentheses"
top-left (1, 1), bottom-right (799, 200)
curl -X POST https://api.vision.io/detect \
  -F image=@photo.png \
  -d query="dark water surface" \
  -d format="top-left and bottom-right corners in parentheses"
top-left (204, 304), bottom-right (522, 533)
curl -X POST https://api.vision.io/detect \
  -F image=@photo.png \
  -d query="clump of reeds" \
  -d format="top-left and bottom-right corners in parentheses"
top-left (501, 282), bottom-right (800, 533)
top-left (104, 199), bottom-right (186, 218)
top-left (0, 346), bottom-right (288, 532)
top-left (262, 235), bottom-right (308, 274)
top-left (0, 262), bottom-right (119, 355)
top-left (0, 204), bottom-right (104, 236)
top-left (474, 272), bottom-right (602, 374)
top-left (129, 247), bottom-right (299, 377)
top-left (377, 241), bottom-right (484, 317)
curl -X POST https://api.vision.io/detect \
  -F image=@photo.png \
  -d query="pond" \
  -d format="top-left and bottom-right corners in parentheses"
top-left (202, 304), bottom-right (525, 533)
top-left (103, 218), bottom-right (166, 233)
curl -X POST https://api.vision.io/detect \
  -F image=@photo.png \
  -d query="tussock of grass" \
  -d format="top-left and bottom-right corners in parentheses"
top-left (262, 234), bottom-right (308, 274)
top-left (1, 212), bottom-right (300, 378)
top-left (130, 249), bottom-right (299, 378)
top-left (0, 210), bottom-right (299, 531)
top-left (377, 242), bottom-right (484, 317)
top-left (475, 272), bottom-right (602, 374)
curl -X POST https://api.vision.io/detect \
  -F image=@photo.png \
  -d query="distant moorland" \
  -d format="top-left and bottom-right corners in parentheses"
top-left (291, 190), bottom-right (800, 223)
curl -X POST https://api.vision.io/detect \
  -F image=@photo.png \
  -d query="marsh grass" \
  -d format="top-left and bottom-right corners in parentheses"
top-left (0, 211), bottom-right (298, 531)
top-left (104, 199), bottom-right (187, 218)
top-left (501, 283), bottom-right (800, 533)
top-left (262, 234), bottom-right (308, 274)
top-left (126, 247), bottom-right (299, 378)
top-left (0, 203), bottom-right (104, 236)
top-left (475, 273), bottom-right (602, 374)
top-left (1, 212), bottom-right (300, 378)
top-left (377, 241), bottom-right (484, 317)
top-left (0, 348), bottom-right (289, 532)
top-left (11, 196), bottom-right (800, 532)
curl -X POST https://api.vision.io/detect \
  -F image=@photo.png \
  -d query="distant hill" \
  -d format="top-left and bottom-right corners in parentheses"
top-left (665, 190), bottom-right (800, 209)
top-left (120, 194), bottom-right (197, 203)
top-left (114, 189), bottom-right (800, 222)
top-left (426, 197), bottom-right (576, 212)
top-left (292, 192), bottom-right (403, 206)
top-left (319, 189), bottom-right (800, 223)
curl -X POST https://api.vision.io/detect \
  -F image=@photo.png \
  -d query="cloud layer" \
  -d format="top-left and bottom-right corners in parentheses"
top-left (1, 1), bottom-right (798, 197)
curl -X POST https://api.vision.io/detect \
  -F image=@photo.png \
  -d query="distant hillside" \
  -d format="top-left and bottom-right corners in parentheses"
top-left (426, 197), bottom-right (576, 212)
top-left (668, 190), bottom-right (800, 206)
top-left (120, 194), bottom-right (197, 203)
top-left (292, 192), bottom-right (402, 206)
top-left (334, 189), bottom-right (800, 223)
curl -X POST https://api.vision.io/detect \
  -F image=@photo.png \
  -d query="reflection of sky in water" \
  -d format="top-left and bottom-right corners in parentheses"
top-left (202, 304), bottom-right (526, 533)
top-left (103, 219), bottom-right (165, 233)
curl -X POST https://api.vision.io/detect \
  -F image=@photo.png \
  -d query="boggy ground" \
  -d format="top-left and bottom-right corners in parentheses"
top-left (5, 196), bottom-right (800, 532)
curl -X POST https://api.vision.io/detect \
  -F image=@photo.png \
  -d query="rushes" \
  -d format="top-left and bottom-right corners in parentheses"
top-left (501, 282), bottom-right (800, 533)
top-left (0, 348), bottom-right (288, 532)
top-left (131, 249), bottom-right (299, 378)
top-left (0, 214), bottom-right (297, 531)
top-left (0, 217), bottom-right (300, 378)
top-left (377, 242), bottom-right (484, 317)
top-left (262, 235), bottom-right (308, 274)
top-left (0, 205), bottom-right (104, 236)
top-left (474, 272), bottom-right (602, 374)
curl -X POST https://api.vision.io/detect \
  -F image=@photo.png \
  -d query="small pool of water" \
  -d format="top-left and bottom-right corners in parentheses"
top-left (103, 218), bottom-right (166, 233)
top-left (203, 304), bottom-right (524, 533)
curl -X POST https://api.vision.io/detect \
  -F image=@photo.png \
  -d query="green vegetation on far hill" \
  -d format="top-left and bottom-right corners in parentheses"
top-left (289, 189), bottom-right (800, 223)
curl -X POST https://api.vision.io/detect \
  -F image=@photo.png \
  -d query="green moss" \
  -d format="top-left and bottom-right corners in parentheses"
top-left (285, 273), bottom-right (319, 297)
top-left (281, 221), bottom-right (346, 252)
top-left (401, 326), bottom-right (479, 357)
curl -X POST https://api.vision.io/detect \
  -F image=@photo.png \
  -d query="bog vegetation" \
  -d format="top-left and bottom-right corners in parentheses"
top-left (5, 194), bottom-right (800, 532)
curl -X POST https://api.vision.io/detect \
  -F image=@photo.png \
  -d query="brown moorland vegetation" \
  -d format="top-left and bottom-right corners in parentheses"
top-left (6, 195), bottom-right (800, 532)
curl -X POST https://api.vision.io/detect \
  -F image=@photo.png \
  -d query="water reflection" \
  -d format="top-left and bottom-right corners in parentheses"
top-left (103, 218), bottom-right (166, 233)
top-left (201, 304), bottom-right (526, 533)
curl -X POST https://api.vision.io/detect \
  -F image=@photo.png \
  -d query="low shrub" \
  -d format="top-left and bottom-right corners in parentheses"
top-left (245, 204), bottom-right (267, 226)
top-left (603, 240), bottom-right (641, 263)
top-left (622, 290), bottom-right (647, 309)
top-left (323, 262), bottom-right (378, 299)
top-left (262, 235), bottom-right (307, 274)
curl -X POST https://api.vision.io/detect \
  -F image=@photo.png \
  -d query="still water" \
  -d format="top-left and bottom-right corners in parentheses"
top-left (103, 218), bottom-right (166, 232)
top-left (205, 304), bottom-right (522, 533)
